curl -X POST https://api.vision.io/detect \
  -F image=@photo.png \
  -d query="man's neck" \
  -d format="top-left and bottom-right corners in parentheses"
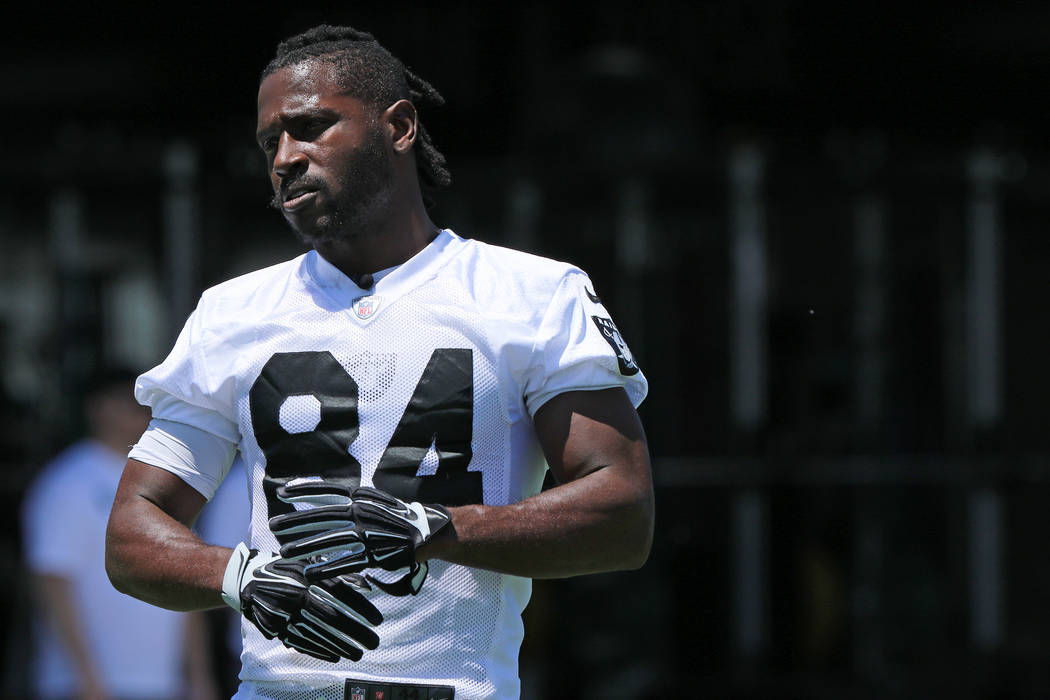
top-left (314, 201), bottom-right (438, 278)
top-left (315, 226), bottom-right (439, 279)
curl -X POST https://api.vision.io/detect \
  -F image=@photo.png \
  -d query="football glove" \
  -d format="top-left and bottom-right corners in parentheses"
top-left (221, 542), bottom-right (382, 662)
top-left (268, 483), bottom-right (452, 595)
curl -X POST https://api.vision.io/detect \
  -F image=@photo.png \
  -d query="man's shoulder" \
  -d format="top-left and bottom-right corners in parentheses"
top-left (192, 254), bottom-right (311, 328)
top-left (460, 236), bottom-right (580, 278)
top-left (199, 254), bottom-right (309, 304)
top-left (452, 236), bottom-right (585, 303)
top-left (24, 442), bottom-right (108, 505)
top-left (41, 440), bottom-right (112, 474)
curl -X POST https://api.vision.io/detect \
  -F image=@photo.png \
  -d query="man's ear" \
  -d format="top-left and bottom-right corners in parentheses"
top-left (384, 99), bottom-right (419, 154)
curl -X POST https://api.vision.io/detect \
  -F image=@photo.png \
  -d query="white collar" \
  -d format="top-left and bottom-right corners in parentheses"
top-left (302, 229), bottom-right (466, 318)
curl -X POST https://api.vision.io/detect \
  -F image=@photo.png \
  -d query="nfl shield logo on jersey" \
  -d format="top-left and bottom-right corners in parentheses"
top-left (352, 296), bottom-right (383, 320)
top-left (349, 687), bottom-right (366, 700)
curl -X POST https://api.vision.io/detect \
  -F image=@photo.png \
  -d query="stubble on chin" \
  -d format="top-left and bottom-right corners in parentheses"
top-left (282, 190), bottom-right (394, 248)
top-left (275, 192), bottom-right (395, 248)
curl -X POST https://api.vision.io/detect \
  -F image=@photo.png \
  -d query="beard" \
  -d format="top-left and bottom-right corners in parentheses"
top-left (270, 128), bottom-right (395, 246)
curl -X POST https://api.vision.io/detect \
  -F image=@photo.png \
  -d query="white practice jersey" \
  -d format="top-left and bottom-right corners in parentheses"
top-left (133, 230), bottom-right (647, 700)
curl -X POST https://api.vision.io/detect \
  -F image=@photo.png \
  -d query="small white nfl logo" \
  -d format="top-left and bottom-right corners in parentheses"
top-left (352, 295), bottom-right (382, 320)
top-left (350, 687), bottom-right (366, 700)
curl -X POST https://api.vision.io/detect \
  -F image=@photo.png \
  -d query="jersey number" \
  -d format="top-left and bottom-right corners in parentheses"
top-left (249, 349), bottom-right (481, 519)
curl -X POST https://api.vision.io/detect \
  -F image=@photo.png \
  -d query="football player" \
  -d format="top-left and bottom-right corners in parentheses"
top-left (106, 24), bottom-right (653, 700)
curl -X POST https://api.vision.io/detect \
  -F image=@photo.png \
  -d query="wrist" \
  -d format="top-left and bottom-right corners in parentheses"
top-left (220, 542), bottom-right (253, 612)
top-left (416, 505), bottom-right (465, 562)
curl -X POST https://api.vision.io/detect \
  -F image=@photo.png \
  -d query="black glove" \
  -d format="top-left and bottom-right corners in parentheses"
top-left (268, 483), bottom-right (452, 595)
top-left (221, 542), bottom-right (382, 662)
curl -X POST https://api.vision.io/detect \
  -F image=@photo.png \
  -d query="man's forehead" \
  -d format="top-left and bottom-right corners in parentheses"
top-left (260, 59), bottom-right (329, 98)
top-left (258, 60), bottom-right (347, 113)
top-left (284, 60), bottom-right (340, 91)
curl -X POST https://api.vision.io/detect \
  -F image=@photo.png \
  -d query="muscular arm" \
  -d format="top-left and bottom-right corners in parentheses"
top-left (417, 387), bottom-right (654, 578)
top-left (105, 460), bottom-right (232, 611)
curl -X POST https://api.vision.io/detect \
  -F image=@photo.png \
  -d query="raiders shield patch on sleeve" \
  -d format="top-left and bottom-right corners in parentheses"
top-left (591, 316), bottom-right (640, 376)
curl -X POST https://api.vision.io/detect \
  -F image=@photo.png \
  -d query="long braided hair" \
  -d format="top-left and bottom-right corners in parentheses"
top-left (262, 24), bottom-right (452, 197)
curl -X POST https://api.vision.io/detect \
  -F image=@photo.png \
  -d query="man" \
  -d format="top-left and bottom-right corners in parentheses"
top-left (23, 369), bottom-right (219, 700)
top-left (106, 24), bottom-right (653, 700)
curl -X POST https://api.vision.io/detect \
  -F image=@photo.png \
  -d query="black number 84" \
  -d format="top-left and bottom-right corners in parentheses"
top-left (248, 348), bottom-right (482, 520)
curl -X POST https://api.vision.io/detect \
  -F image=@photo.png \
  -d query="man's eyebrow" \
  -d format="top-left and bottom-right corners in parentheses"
top-left (256, 108), bottom-right (338, 144)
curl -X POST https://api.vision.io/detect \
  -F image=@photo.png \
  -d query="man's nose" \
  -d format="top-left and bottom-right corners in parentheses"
top-left (273, 133), bottom-right (307, 179)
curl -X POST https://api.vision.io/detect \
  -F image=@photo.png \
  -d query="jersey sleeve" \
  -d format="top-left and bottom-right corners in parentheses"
top-left (133, 303), bottom-right (242, 496)
top-left (129, 419), bottom-right (238, 500)
top-left (523, 270), bottom-right (648, 415)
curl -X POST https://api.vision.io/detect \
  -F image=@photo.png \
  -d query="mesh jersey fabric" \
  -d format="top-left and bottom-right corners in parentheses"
top-left (134, 229), bottom-right (647, 700)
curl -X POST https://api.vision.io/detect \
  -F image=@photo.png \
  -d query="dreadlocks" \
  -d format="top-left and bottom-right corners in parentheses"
top-left (262, 24), bottom-right (452, 195)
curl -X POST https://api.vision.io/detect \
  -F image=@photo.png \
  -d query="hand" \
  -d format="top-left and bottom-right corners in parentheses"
top-left (268, 483), bottom-right (452, 594)
top-left (220, 542), bottom-right (381, 662)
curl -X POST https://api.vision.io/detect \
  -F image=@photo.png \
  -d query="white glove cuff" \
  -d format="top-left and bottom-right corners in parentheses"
top-left (221, 542), bottom-right (253, 613)
top-left (408, 501), bottom-right (432, 539)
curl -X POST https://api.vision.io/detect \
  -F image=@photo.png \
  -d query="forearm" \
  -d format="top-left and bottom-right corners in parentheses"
top-left (105, 461), bottom-right (231, 611)
top-left (418, 465), bottom-right (653, 578)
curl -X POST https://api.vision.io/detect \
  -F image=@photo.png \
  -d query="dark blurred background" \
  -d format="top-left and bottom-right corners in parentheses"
top-left (2, 1), bottom-right (1049, 697)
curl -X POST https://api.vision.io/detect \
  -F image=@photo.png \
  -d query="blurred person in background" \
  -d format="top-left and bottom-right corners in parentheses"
top-left (21, 368), bottom-right (220, 700)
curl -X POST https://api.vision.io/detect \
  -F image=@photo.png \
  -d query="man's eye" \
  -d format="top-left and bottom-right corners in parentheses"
top-left (258, 135), bottom-right (278, 154)
top-left (296, 120), bottom-right (328, 139)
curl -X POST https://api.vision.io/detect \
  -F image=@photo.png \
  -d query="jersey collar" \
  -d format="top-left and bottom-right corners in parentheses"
top-left (302, 229), bottom-right (465, 316)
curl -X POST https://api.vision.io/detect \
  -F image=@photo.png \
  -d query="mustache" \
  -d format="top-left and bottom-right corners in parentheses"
top-left (269, 176), bottom-right (327, 210)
